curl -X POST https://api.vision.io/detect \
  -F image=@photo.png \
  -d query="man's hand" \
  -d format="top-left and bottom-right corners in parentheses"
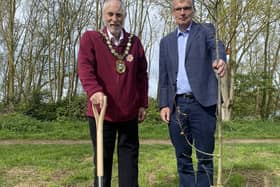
top-left (90, 92), bottom-right (105, 109)
top-left (213, 59), bottom-right (226, 77)
top-left (138, 107), bottom-right (147, 122)
top-left (160, 107), bottom-right (170, 124)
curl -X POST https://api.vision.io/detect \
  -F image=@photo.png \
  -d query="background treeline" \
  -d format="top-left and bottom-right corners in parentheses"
top-left (0, 0), bottom-right (279, 121)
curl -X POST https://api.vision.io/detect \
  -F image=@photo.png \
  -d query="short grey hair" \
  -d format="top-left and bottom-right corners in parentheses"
top-left (172, 0), bottom-right (194, 8)
top-left (102, 0), bottom-right (126, 16)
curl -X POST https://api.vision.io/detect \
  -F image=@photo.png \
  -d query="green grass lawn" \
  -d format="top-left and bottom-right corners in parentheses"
top-left (0, 113), bottom-right (280, 186)
top-left (0, 113), bottom-right (280, 140)
top-left (0, 143), bottom-right (279, 187)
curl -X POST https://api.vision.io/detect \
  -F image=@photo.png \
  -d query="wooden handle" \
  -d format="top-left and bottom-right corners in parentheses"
top-left (92, 96), bottom-right (107, 177)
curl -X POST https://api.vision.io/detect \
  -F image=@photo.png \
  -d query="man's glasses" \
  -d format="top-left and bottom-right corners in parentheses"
top-left (174, 6), bottom-right (193, 12)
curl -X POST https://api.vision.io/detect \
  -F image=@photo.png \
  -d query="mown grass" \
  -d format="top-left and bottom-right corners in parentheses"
top-left (0, 143), bottom-right (279, 187)
top-left (0, 112), bottom-right (280, 186)
top-left (221, 120), bottom-right (280, 139)
top-left (0, 113), bottom-right (89, 140)
top-left (0, 113), bottom-right (280, 140)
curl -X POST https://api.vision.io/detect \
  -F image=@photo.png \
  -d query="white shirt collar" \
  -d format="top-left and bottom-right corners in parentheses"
top-left (107, 29), bottom-right (124, 46)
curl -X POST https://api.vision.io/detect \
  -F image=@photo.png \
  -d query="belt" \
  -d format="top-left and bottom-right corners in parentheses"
top-left (176, 93), bottom-right (194, 98)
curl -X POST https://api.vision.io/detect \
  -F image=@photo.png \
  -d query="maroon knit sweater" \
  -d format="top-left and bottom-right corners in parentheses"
top-left (78, 28), bottom-right (148, 122)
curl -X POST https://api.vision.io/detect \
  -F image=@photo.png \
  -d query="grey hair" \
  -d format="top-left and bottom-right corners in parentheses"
top-left (102, 0), bottom-right (126, 16)
top-left (172, 0), bottom-right (194, 7)
top-left (172, 0), bottom-right (195, 12)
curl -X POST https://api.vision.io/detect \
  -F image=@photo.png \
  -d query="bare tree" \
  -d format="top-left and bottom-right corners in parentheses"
top-left (0, 0), bottom-right (17, 108)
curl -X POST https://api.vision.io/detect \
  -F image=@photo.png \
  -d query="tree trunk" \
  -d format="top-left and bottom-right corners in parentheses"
top-left (6, 0), bottom-right (16, 108)
top-left (260, 0), bottom-right (272, 119)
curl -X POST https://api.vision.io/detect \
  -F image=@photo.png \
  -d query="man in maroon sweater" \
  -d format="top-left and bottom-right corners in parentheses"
top-left (77, 0), bottom-right (148, 186)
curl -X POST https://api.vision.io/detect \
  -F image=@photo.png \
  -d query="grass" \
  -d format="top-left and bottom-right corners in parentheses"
top-left (0, 144), bottom-right (176, 187)
top-left (222, 120), bottom-right (280, 139)
top-left (0, 143), bottom-right (279, 186)
top-left (0, 144), bottom-right (93, 187)
top-left (0, 113), bottom-right (168, 140)
top-left (0, 113), bottom-right (280, 186)
top-left (1, 113), bottom-right (280, 140)
top-left (0, 113), bottom-right (89, 140)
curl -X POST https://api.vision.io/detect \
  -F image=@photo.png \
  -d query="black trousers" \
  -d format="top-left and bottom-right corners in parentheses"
top-left (89, 117), bottom-right (139, 187)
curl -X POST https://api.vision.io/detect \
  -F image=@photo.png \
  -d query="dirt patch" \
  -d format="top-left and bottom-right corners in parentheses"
top-left (5, 167), bottom-right (76, 187)
top-left (51, 169), bottom-right (72, 183)
top-left (231, 169), bottom-right (278, 187)
top-left (273, 170), bottom-right (280, 177)
top-left (6, 166), bottom-right (50, 187)
top-left (257, 152), bottom-right (276, 158)
top-left (14, 182), bottom-right (49, 187)
top-left (244, 170), bottom-right (264, 187)
top-left (223, 139), bottom-right (280, 144)
top-left (147, 172), bottom-right (156, 184)
top-left (141, 139), bottom-right (171, 145)
top-left (7, 166), bottom-right (38, 177)
top-left (82, 156), bottom-right (93, 163)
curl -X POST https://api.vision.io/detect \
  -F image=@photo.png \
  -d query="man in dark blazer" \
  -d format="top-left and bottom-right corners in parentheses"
top-left (158, 0), bottom-right (226, 186)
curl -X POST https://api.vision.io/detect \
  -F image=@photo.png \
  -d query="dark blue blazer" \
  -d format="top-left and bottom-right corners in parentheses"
top-left (158, 22), bottom-right (226, 111)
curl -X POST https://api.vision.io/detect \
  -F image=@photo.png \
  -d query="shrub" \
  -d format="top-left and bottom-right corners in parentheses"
top-left (56, 95), bottom-right (87, 121)
top-left (15, 89), bottom-right (88, 121)
top-left (0, 113), bottom-right (51, 133)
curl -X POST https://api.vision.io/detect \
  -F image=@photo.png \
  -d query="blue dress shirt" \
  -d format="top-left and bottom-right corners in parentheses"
top-left (176, 26), bottom-right (192, 94)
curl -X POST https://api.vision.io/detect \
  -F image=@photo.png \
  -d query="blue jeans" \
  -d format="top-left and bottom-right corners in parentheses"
top-left (169, 95), bottom-right (216, 187)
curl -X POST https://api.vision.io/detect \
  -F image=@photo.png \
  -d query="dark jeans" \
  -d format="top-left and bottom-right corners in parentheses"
top-left (169, 95), bottom-right (216, 187)
top-left (89, 117), bottom-right (139, 187)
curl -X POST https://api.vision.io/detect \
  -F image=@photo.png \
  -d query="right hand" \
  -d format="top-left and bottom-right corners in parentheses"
top-left (160, 107), bottom-right (170, 124)
top-left (90, 92), bottom-right (105, 109)
top-left (212, 59), bottom-right (226, 77)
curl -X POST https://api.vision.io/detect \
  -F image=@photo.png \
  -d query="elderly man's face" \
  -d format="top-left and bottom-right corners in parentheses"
top-left (103, 1), bottom-right (125, 38)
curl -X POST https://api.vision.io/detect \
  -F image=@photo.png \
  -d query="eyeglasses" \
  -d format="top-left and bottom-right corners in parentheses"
top-left (107, 12), bottom-right (123, 18)
top-left (174, 6), bottom-right (193, 12)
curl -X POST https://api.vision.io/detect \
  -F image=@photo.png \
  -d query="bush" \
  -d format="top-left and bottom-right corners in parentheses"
top-left (56, 95), bottom-right (88, 121)
top-left (15, 89), bottom-right (88, 121)
top-left (16, 90), bottom-right (57, 121)
top-left (0, 102), bottom-right (4, 113)
top-left (0, 113), bottom-right (51, 133)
